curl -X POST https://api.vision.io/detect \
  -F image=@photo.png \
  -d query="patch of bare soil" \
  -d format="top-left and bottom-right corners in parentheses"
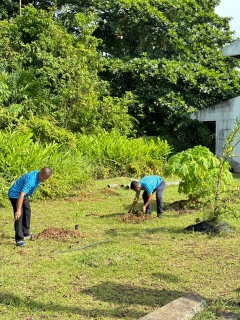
top-left (167, 199), bottom-right (201, 214)
top-left (121, 211), bottom-right (154, 224)
top-left (102, 188), bottom-right (120, 195)
top-left (36, 227), bottom-right (83, 241)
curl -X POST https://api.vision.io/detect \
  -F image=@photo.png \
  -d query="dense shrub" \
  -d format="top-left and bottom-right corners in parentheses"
top-left (76, 131), bottom-right (172, 178)
top-left (165, 145), bottom-right (233, 201)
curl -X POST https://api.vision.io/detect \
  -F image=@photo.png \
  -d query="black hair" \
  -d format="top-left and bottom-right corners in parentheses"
top-left (130, 181), bottom-right (139, 190)
top-left (40, 167), bottom-right (53, 176)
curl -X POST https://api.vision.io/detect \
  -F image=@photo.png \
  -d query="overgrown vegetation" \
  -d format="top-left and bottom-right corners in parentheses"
top-left (0, 2), bottom-right (240, 151)
top-left (165, 120), bottom-right (240, 225)
top-left (0, 129), bottom-right (171, 206)
top-left (0, 3), bottom-right (239, 317)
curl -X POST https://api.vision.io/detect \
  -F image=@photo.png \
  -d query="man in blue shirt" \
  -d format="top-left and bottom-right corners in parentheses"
top-left (129, 175), bottom-right (166, 218)
top-left (8, 167), bottom-right (53, 247)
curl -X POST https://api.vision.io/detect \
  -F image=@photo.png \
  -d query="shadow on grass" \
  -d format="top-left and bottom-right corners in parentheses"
top-left (0, 283), bottom-right (185, 319)
top-left (104, 225), bottom-right (188, 238)
top-left (82, 281), bottom-right (185, 307)
top-left (100, 212), bottom-right (126, 218)
top-left (139, 226), bottom-right (184, 235)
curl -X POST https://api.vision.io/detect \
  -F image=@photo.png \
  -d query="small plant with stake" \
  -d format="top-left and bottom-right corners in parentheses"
top-left (75, 203), bottom-right (81, 230)
top-left (206, 118), bottom-right (240, 224)
top-left (165, 119), bottom-right (240, 230)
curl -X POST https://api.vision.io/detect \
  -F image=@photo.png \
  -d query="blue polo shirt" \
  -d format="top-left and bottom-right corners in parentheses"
top-left (8, 170), bottom-right (40, 199)
top-left (137, 175), bottom-right (162, 195)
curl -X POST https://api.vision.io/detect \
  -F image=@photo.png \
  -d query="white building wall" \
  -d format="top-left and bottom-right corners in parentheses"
top-left (190, 40), bottom-right (240, 171)
top-left (222, 40), bottom-right (240, 58)
top-left (190, 96), bottom-right (240, 171)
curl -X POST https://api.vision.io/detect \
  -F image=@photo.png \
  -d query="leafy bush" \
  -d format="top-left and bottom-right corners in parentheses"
top-left (36, 150), bottom-right (92, 199)
top-left (20, 116), bottom-right (77, 147)
top-left (165, 145), bottom-right (233, 201)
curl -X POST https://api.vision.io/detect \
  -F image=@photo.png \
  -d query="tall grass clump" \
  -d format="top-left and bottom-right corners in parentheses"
top-left (76, 130), bottom-right (172, 178)
top-left (0, 129), bottom-right (172, 206)
top-left (37, 149), bottom-right (92, 199)
top-left (0, 129), bottom-right (92, 206)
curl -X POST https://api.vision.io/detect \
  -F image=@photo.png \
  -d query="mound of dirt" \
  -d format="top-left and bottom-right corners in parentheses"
top-left (121, 211), bottom-right (153, 223)
top-left (36, 227), bottom-right (83, 241)
top-left (184, 220), bottom-right (231, 234)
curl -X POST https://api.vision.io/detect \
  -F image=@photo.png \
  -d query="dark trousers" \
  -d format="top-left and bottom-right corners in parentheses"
top-left (142, 179), bottom-right (166, 215)
top-left (9, 197), bottom-right (31, 242)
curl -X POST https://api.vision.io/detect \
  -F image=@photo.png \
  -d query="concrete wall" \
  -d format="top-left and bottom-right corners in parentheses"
top-left (190, 40), bottom-right (240, 171)
top-left (222, 40), bottom-right (240, 58)
top-left (190, 96), bottom-right (240, 172)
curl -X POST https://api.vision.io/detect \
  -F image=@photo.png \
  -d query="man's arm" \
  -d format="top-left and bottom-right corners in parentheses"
top-left (14, 191), bottom-right (25, 220)
top-left (142, 193), bottom-right (153, 213)
top-left (128, 194), bottom-right (140, 213)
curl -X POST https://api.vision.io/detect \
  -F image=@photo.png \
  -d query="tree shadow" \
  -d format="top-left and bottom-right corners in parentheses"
top-left (99, 212), bottom-right (126, 218)
top-left (0, 291), bottom-right (138, 319)
top-left (82, 281), bottom-right (185, 307)
top-left (136, 226), bottom-right (188, 235)
top-left (0, 283), bottom-right (185, 319)
top-left (104, 225), bottom-right (188, 238)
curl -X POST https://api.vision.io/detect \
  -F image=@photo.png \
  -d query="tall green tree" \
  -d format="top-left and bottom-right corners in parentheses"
top-left (94, 0), bottom-right (240, 135)
top-left (2, 0), bottom-right (240, 150)
top-left (0, 5), bottom-right (133, 136)
top-left (54, 0), bottom-right (240, 149)
top-left (0, 0), bottom-right (56, 19)
top-left (0, 0), bottom-right (19, 19)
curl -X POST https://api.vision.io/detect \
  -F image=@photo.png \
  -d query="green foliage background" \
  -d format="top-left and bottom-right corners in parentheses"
top-left (0, 1), bottom-right (240, 205)
top-left (0, 1), bottom-right (240, 152)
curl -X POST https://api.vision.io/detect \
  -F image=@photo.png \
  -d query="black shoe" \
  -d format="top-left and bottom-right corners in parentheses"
top-left (157, 214), bottom-right (163, 218)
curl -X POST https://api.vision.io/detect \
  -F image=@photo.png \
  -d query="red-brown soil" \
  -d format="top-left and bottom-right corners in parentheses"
top-left (121, 211), bottom-right (154, 223)
top-left (36, 227), bottom-right (83, 241)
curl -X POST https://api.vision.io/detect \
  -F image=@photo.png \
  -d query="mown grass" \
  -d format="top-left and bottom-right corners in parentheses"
top-left (0, 177), bottom-right (240, 320)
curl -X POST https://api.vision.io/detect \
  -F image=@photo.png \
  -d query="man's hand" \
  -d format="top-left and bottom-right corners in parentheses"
top-left (14, 210), bottom-right (21, 220)
top-left (15, 192), bottom-right (25, 220)
top-left (142, 206), bottom-right (147, 213)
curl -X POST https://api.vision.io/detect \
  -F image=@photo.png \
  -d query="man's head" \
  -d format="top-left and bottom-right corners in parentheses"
top-left (130, 181), bottom-right (141, 192)
top-left (38, 167), bottom-right (53, 182)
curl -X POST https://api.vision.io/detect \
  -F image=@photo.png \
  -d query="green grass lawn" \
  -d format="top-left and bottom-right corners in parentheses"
top-left (0, 177), bottom-right (239, 320)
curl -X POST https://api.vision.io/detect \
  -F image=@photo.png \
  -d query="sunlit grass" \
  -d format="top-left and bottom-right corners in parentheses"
top-left (0, 177), bottom-right (239, 319)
